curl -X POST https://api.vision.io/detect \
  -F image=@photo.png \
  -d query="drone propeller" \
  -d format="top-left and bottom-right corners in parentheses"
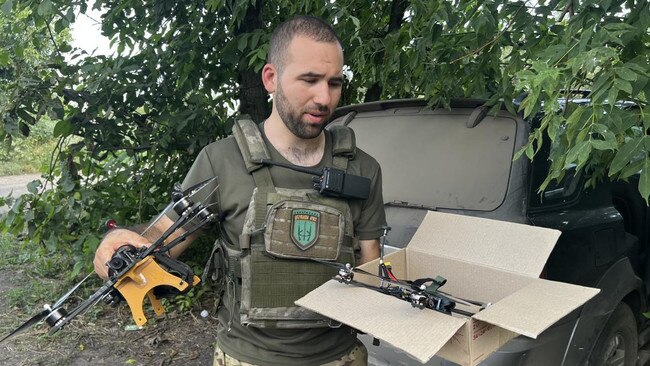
top-left (0, 309), bottom-right (49, 344)
top-left (0, 272), bottom-right (93, 344)
top-left (1, 177), bottom-right (219, 345)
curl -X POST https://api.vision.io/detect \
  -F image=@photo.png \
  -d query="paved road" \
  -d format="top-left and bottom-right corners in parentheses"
top-left (0, 173), bottom-right (42, 214)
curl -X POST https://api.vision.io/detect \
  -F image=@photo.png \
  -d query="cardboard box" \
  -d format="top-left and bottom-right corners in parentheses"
top-left (296, 211), bottom-right (600, 365)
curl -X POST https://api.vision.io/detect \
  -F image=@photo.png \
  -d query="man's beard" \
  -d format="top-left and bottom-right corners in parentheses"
top-left (275, 84), bottom-right (329, 139)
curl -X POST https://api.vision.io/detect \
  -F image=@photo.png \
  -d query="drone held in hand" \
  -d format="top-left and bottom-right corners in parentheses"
top-left (0, 177), bottom-right (219, 344)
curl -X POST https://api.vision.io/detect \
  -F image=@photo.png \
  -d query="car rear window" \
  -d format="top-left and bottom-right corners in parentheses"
top-left (343, 107), bottom-right (518, 211)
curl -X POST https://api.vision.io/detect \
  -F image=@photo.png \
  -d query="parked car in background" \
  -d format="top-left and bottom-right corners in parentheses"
top-left (328, 99), bottom-right (649, 366)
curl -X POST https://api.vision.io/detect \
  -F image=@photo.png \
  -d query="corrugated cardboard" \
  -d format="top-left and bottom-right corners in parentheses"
top-left (296, 211), bottom-right (600, 365)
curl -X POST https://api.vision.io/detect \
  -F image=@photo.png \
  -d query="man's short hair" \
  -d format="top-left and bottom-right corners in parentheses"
top-left (268, 15), bottom-right (341, 73)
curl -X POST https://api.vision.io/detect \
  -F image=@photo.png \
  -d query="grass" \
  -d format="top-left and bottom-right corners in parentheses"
top-left (0, 119), bottom-right (58, 176)
top-left (0, 140), bottom-right (58, 176)
top-left (0, 233), bottom-right (80, 309)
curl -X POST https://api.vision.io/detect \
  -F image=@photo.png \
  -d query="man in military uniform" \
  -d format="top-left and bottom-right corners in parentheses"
top-left (94, 16), bottom-right (386, 366)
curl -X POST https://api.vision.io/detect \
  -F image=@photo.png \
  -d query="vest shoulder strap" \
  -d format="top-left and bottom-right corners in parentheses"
top-left (329, 125), bottom-right (356, 170)
top-left (234, 119), bottom-right (357, 172)
top-left (329, 124), bottom-right (356, 158)
top-left (232, 118), bottom-right (271, 173)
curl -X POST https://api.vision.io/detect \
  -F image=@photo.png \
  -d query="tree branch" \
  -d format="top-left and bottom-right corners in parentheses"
top-left (44, 17), bottom-right (63, 59)
top-left (450, 3), bottom-right (526, 64)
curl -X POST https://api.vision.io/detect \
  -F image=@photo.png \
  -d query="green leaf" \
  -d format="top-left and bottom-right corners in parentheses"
top-left (566, 107), bottom-right (585, 128)
top-left (71, 261), bottom-right (83, 278)
top-left (206, 0), bottom-right (222, 11)
top-left (253, 49), bottom-right (264, 66)
top-left (565, 141), bottom-right (591, 168)
top-left (614, 79), bottom-right (633, 95)
top-left (643, 112), bottom-right (650, 131)
top-left (525, 143), bottom-right (534, 159)
top-left (350, 16), bottom-right (360, 30)
top-left (54, 18), bottom-right (65, 33)
top-left (607, 86), bottom-right (620, 105)
top-left (603, 23), bottom-right (636, 32)
top-left (27, 180), bottom-right (42, 194)
top-left (16, 109), bottom-right (35, 124)
top-left (626, 62), bottom-right (646, 73)
top-left (615, 67), bottom-right (637, 82)
top-left (24, 208), bottom-right (34, 224)
top-left (44, 234), bottom-right (58, 252)
top-left (591, 124), bottom-right (617, 150)
top-left (640, 157), bottom-right (650, 205)
top-left (61, 233), bottom-right (77, 241)
top-left (53, 120), bottom-right (73, 137)
top-left (37, 0), bottom-right (52, 16)
top-left (85, 235), bottom-right (101, 253)
top-left (609, 136), bottom-right (645, 176)
top-left (1, 0), bottom-right (12, 15)
top-left (250, 32), bottom-right (261, 49)
top-left (431, 23), bottom-right (443, 42)
top-left (237, 35), bottom-right (247, 52)
top-left (61, 176), bottom-right (75, 192)
top-left (513, 145), bottom-right (527, 161)
top-left (619, 159), bottom-right (643, 180)
top-left (591, 73), bottom-right (611, 94)
top-left (0, 51), bottom-right (9, 66)
top-left (591, 139), bottom-right (617, 151)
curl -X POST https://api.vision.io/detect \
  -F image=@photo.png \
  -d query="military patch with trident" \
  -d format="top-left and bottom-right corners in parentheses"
top-left (290, 209), bottom-right (321, 250)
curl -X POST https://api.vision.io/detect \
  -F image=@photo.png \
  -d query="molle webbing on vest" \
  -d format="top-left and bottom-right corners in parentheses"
top-left (248, 245), bottom-right (354, 310)
top-left (227, 119), bottom-right (360, 329)
top-left (265, 200), bottom-right (345, 260)
top-left (237, 188), bottom-right (357, 328)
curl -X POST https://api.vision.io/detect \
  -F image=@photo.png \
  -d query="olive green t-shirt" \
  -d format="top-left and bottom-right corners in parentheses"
top-left (171, 126), bottom-right (386, 365)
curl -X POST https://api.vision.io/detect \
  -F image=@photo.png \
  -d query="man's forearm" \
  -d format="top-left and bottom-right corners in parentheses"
top-left (129, 222), bottom-right (165, 243)
top-left (109, 216), bottom-right (197, 258)
top-left (142, 215), bottom-right (198, 258)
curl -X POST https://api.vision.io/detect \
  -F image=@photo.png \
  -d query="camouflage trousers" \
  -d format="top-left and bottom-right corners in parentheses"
top-left (213, 340), bottom-right (368, 366)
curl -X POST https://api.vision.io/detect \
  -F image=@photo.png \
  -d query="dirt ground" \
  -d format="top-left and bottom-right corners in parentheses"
top-left (0, 267), bottom-right (218, 366)
top-left (0, 173), bottom-right (219, 366)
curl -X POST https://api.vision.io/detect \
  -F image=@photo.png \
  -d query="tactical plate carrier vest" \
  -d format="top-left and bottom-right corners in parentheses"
top-left (213, 119), bottom-right (359, 329)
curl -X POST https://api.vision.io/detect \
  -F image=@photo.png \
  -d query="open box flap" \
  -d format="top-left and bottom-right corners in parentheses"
top-left (296, 280), bottom-right (467, 364)
top-left (472, 279), bottom-right (600, 338)
top-left (407, 212), bottom-right (561, 278)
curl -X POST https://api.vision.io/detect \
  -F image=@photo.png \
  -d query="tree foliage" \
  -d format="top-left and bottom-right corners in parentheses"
top-left (0, 0), bottom-right (648, 270)
top-left (0, 4), bottom-right (67, 145)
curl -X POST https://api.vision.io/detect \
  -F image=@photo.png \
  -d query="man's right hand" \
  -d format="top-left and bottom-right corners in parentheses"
top-left (93, 229), bottom-right (151, 280)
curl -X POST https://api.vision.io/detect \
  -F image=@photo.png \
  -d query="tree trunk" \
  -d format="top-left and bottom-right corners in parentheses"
top-left (236, 0), bottom-right (270, 123)
top-left (363, 0), bottom-right (409, 102)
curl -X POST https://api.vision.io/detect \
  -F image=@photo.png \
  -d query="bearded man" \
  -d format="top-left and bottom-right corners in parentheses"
top-left (94, 15), bottom-right (386, 366)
